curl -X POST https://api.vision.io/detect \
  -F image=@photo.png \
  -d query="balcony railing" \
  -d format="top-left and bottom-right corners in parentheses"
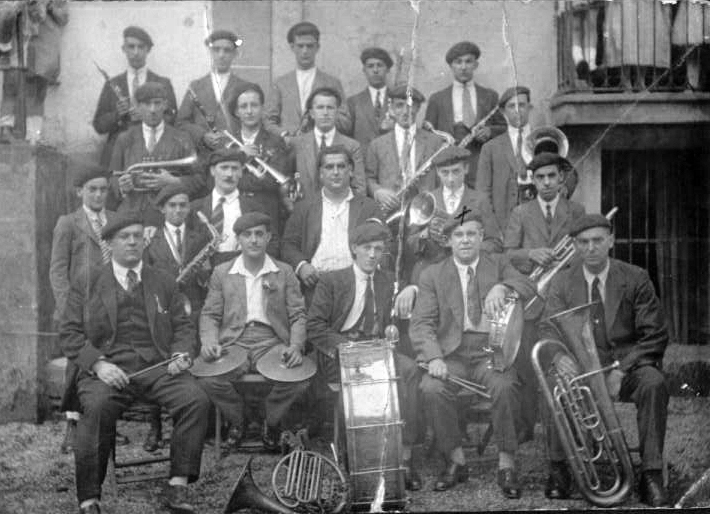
top-left (557, 0), bottom-right (710, 93)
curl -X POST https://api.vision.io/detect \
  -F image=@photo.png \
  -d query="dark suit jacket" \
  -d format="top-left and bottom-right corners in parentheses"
top-left (280, 193), bottom-right (383, 269)
top-left (307, 266), bottom-right (394, 359)
top-left (424, 83), bottom-right (506, 186)
top-left (504, 197), bottom-right (586, 275)
top-left (59, 263), bottom-right (197, 373)
top-left (263, 68), bottom-right (351, 136)
top-left (49, 208), bottom-right (117, 321)
top-left (345, 88), bottom-right (391, 151)
top-left (409, 253), bottom-right (535, 362)
top-left (540, 259), bottom-right (669, 372)
top-left (290, 130), bottom-right (366, 201)
top-left (200, 257), bottom-right (306, 350)
top-left (92, 70), bottom-right (177, 167)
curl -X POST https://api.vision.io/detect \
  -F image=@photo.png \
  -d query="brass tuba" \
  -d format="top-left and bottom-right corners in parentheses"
top-left (531, 302), bottom-right (634, 507)
top-left (224, 456), bottom-right (296, 514)
top-left (525, 126), bottom-right (569, 158)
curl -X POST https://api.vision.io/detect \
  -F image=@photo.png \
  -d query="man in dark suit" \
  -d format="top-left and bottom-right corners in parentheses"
top-left (92, 26), bottom-right (177, 167)
top-left (424, 41), bottom-right (506, 188)
top-left (263, 22), bottom-right (350, 141)
top-left (307, 220), bottom-right (423, 490)
top-left (410, 212), bottom-right (535, 497)
top-left (176, 30), bottom-right (249, 159)
top-left (290, 87), bottom-right (366, 201)
top-left (281, 145), bottom-right (383, 305)
top-left (198, 212), bottom-right (310, 452)
top-left (346, 47), bottom-right (395, 151)
top-left (539, 214), bottom-right (669, 507)
top-left (59, 215), bottom-right (210, 514)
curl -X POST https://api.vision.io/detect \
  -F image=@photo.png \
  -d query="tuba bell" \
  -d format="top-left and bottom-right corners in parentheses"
top-left (525, 126), bottom-right (569, 158)
top-left (531, 302), bottom-right (634, 507)
top-left (225, 456), bottom-right (297, 514)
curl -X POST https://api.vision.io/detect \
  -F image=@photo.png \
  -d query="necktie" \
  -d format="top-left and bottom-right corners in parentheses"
top-left (91, 216), bottom-right (111, 264)
top-left (466, 267), bottom-right (481, 326)
top-left (146, 128), bottom-right (157, 154)
top-left (131, 72), bottom-right (140, 106)
top-left (175, 228), bottom-right (183, 263)
top-left (374, 91), bottom-right (383, 120)
top-left (320, 133), bottom-right (327, 151)
top-left (516, 127), bottom-right (527, 180)
top-left (591, 277), bottom-right (608, 349)
top-left (546, 204), bottom-right (553, 225)
top-left (400, 131), bottom-right (412, 179)
top-left (211, 197), bottom-right (226, 237)
top-left (126, 269), bottom-right (138, 294)
top-left (462, 83), bottom-right (476, 128)
top-left (360, 275), bottom-right (376, 336)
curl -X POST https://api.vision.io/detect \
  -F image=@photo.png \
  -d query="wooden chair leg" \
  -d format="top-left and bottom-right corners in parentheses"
top-left (215, 408), bottom-right (222, 459)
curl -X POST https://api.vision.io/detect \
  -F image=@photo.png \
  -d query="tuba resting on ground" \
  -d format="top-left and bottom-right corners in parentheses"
top-left (531, 302), bottom-right (634, 507)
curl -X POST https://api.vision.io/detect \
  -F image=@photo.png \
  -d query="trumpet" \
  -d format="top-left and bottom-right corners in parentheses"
top-left (221, 130), bottom-right (290, 185)
top-left (112, 154), bottom-right (198, 192)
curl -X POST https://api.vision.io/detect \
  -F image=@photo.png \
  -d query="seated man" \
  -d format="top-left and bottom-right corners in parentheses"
top-left (198, 212), bottom-right (310, 452)
top-left (539, 214), bottom-right (669, 507)
top-left (307, 219), bottom-right (423, 490)
top-left (409, 212), bottom-right (535, 497)
top-left (59, 214), bottom-right (210, 514)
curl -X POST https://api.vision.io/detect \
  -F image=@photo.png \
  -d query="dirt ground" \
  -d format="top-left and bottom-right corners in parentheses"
top-left (1, 396), bottom-right (708, 513)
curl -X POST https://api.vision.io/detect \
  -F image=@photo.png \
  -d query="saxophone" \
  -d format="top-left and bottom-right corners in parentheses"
top-left (176, 211), bottom-right (225, 285)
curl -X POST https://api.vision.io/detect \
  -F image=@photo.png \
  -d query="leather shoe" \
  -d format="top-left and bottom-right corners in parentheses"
top-left (434, 462), bottom-right (469, 491)
top-left (544, 460), bottom-right (571, 500)
top-left (163, 484), bottom-right (195, 513)
top-left (497, 468), bottom-right (521, 499)
top-left (640, 470), bottom-right (667, 507)
top-left (61, 420), bottom-right (77, 454)
top-left (262, 422), bottom-right (281, 453)
top-left (223, 426), bottom-right (243, 452)
top-left (78, 503), bottom-right (100, 514)
top-left (403, 459), bottom-right (422, 491)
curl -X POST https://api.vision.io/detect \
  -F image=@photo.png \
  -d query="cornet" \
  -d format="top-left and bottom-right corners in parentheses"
top-left (112, 154), bottom-right (198, 192)
top-left (221, 130), bottom-right (290, 185)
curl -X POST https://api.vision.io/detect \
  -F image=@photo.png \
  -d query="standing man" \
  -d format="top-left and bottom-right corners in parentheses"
top-left (410, 212), bottom-right (535, 497)
top-left (198, 212), bottom-right (310, 452)
top-left (177, 30), bottom-right (248, 159)
top-left (263, 21), bottom-right (351, 141)
top-left (346, 47), bottom-right (395, 151)
top-left (425, 41), bottom-right (506, 188)
top-left (59, 215), bottom-right (210, 514)
top-left (540, 214), bottom-right (669, 507)
top-left (93, 26), bottom-right (177, 168)
top-left (290, 87), bottom-right (366, 201)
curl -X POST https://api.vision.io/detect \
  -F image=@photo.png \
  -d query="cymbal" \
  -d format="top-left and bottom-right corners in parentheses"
top-left (256, 344), bottom-right (317, 382)
top-left (189, 344), bottom-right (248, 377)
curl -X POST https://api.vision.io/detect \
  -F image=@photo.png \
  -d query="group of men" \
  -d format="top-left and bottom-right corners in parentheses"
top-left (49, 19), bottom-right (671, 514)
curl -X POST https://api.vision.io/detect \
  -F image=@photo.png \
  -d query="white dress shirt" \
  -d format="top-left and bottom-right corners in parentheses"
top-left (127, 66), bottom-right (147, 100)
top-left (212, 188), bottom-right (242, 252)
top-left (583, 260), bottom-right (610, 304)
top-left (341, 263), bottom-right (375, 332)
top-left (142, 121), bottom-right (165, 151)
top-left (443, 185), bottom-right (465, 215)
top-left (82, 205), bottom-right (107, 227)
top-left (394, 124), bottom-right (417, 179)
top-left (453, 256), bottom-right (480, 332)
top-left (368, 86), bottom-right (387, 108)
top-left (296, 67), bottom-right (317, 112)
top-left (228, 254), bottom-right (280, 326)
top-left (537, 193), bottom-right (561, 220)
top-left (508, 124), bottom-right (532, 183)
top-left (313, 126), bottom-right (336, 148)
top-left (310, 189), bottom-right (354, 272)
top-left (211, 71), bottom-right (231, 102)
top-left (112, 259), bottom-right (143, 291)
top-left (240, 130), bottom-right (257, 146)
top-left (163, 222), bottom-right (186, 264)
top-left (452, 80), bottom-right (478, 124)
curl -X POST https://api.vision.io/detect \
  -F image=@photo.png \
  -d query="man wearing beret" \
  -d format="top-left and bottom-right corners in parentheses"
top-left (410, 211), bottom-right (535, 497)
top-left (92, 26), bottom-right (177, 168)
top-left (263, 21), bottom-right (351, 142)
top-left (177, 30), bottom-right (249, 158)
top-left (346, 47), bottom-right (395, 151)
top-left (110, 81), bottom-right (199, 227)
top-left (307, 219), bottom-right (424, 490)
top-left (539, 214), bottom-right (669, 506)
top-left (59, 215), bottom-right (210, 514)
top-left (425, 41), bottom-right (506, 188)
top-left (198, 212), bottom-right (310, 452)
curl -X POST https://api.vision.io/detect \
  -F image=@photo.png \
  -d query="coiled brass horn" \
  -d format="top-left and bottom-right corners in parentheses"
top-left (225, 456), bottom-right (296, 514)
top-left (531, 302), bottom-right (634, 507)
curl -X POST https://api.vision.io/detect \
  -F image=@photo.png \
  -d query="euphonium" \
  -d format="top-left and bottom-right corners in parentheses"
top-left (531, 302), bottom-right (634, 507)
top-left (385, 191), bottom-right (450, 245)
top-left (112, 154), bottom-right (198, 192)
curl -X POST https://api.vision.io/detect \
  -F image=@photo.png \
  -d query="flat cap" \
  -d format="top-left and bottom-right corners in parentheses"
top-left (232, 211), bottom-right (271, 235)
top-left (349, 218), bottom-right (391, 246)
top-left (205, 29), bottom-right (243, 48)
top-left (154, 183), bottom-right (189, 207)
top-left (527, 151), bottom-right (572, 172)
top-left (208, 148), bottom-right (248, 167)
top-left (569, 214), bottom-right (612, 237)
top-left (73, 164), bottom-right (107, 188)
top-left (287, 21), bottom-right (320, 43)
top-left (498, 86), bottom-right (531, 108)
top-left (360, 47), bottom-right (393, 68)
top-left (123, 26), bottom-right (153, 48)
top-left (445, 41), bottom-right (481, 64)
top-left (134, 81), bottom-right (168, 103)
top-left (442, 210), bottom-right (484, 237)
top-left (101, 214), bottom-right (143, 240)
top-left (388, 84), bottom-right (426, 104)
top-left (432, 146), bottom-right (471, 167)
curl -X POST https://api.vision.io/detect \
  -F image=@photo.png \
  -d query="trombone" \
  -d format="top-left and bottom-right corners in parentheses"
top-left (112, 154), bottom-right (198, 192)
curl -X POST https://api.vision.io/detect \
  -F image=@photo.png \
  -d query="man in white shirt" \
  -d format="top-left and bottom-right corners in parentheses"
top-left (198, 212), bottom-right (310, 452)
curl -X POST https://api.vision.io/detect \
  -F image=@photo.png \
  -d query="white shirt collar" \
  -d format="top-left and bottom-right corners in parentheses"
top-left (453, 79), bottom-right (475, 89)
top-left (368, 85), bottom-right (387, 105)
top-left (165, 221), bottom-right (186, 234)
top-left (240, 129), bottom-right (258, 146)
top-left (583, 260), bottom-right (610, 286)
top-left (142, 121), bottom-right (165, 140)
top-left (443, 184), bottom-right (465, 199)
top-left (212, 187), bottom-right (240, 205)
top-left (313, 126), bottom-right (336, 144)
top-left (82, 205), bottom-right (106, 223)
top-left (322, 187), bottom-right (354, 206)
top-left (394, 123), bottom-right (416, 140)
top-left (507, 123), bottom-right (530, 140)
top-left (537, 193), bottom-right (560, 216)
top-left (296, 67), bottom-right (317, 79)
top-left (112, 259), bottom-right (142, 283)
top-left (128, 66), bottom-right (147, 80)
top-left (352, 262), bottom-right (374, 281)
top-left (453, 255), bottom-right (480, 274)
top-left (228, 253), bottom-right (280, 277)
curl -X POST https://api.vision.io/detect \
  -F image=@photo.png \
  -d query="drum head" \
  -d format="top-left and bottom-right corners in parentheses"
top-left (502, 301), bottom-right (524, 368)
top-left (256, 344), bottom-right (317, 382)
top-left (189, 345), bottom-right (248, 377)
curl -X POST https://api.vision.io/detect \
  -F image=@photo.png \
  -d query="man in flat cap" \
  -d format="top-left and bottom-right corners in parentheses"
top-left (110, 82), bottom-right (199, 228)
top-left (198, 212), bottom-right (310, 452)
top-left (346, 47), bottom-right (395, 151)
top-left (307, 219), bottom-right (424, 490)
top-left (410, 211), bottom-right (535, 497)
top-left (264, 21), bottom-right (351, 142)
top-left (425, 41), bottom-right (506, 188)
top-left (177, 30), bottom-right (249, 161)
top-left (290, 87), bottom-right (367, 202)
top-left (93, 26), bottom-right (177, 168)
top-left (539, 214), bottom-right (669, 506)
top-left (59, 214), bottom-right (210, 514)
